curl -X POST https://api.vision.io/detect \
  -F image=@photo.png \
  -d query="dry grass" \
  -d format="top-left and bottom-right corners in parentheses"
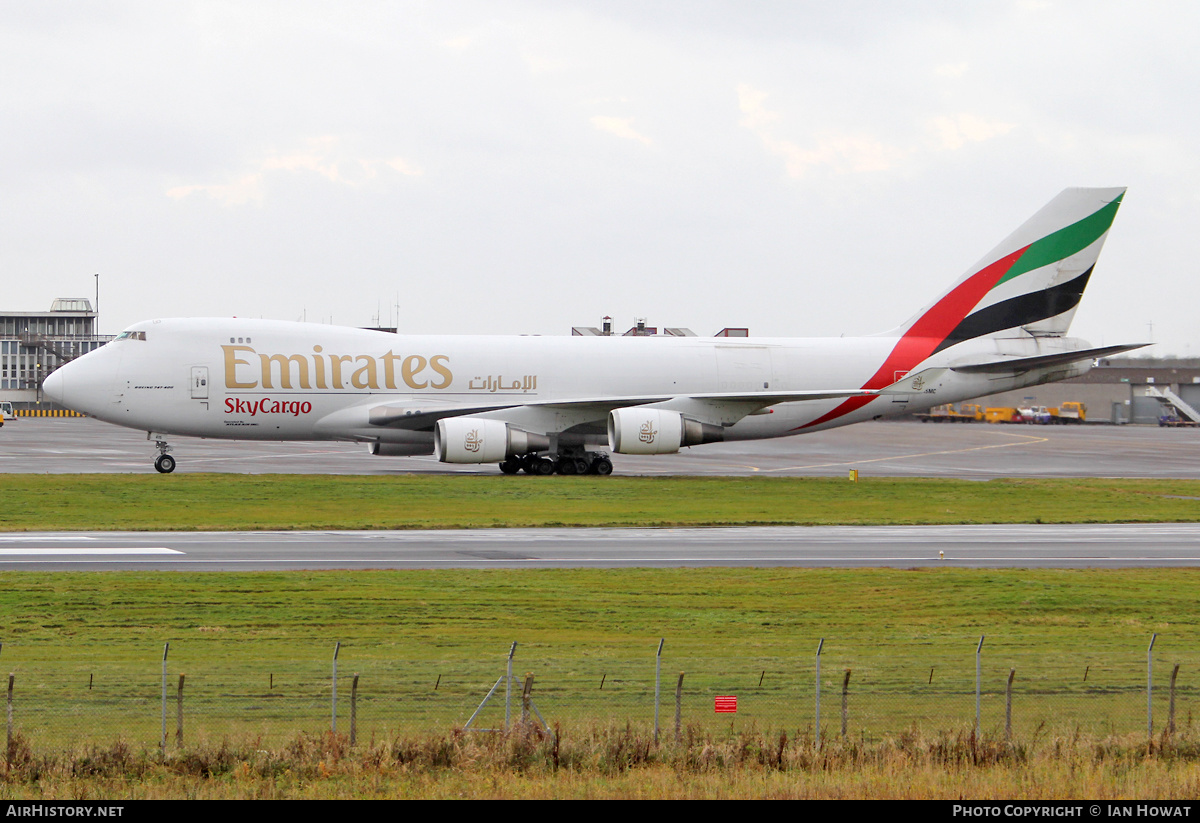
top-left (5, 725), bottom-right (1200, 799)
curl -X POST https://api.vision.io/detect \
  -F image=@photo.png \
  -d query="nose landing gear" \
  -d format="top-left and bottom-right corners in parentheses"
top-left (152, 438), bottom-right (176, 474)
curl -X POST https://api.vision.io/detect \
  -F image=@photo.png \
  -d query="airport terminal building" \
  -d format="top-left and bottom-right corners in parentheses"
top-left (0, 299), bottom-right (111, 407)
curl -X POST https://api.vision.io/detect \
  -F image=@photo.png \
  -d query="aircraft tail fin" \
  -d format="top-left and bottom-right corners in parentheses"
top-left (885, 187), bottom-right (1126, 353)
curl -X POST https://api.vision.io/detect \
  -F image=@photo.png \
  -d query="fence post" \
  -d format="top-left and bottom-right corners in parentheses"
top-left (161, 642), bottom-right (169, 756)
top-left (841, 669), bottom-right (851, 739)
top-left (1005, 669), bottom-right (1015, 742)
top-left (506, 642), bottom-right (516, 731)
top-left (1148, 633), bottom-right (1157, 739)
top-left (815, 638), bottom-right (824, 749)
top-left (975, 636), bottom-right (985, 739)
top-left (6, 674), bottom-right (12, 766)
top-left (675, 673), bottom-right (684, 742)
top-left (521, 673), bottom-right (534, 727)
top-left (351, 674), bottom-right (359, 746)
top-left (1169, 664), bottom-right (1180, 736)
top-left (176, 674), bottom-right (185, 747)
top-left (654, 638), bottom-right (664, 744)
top-left (332, 641), bottom-right (340, 734)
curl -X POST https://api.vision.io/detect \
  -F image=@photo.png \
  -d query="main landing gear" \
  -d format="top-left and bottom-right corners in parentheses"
top-left (153, 438), bottom-right (176, 474)
top-left (498, 451), bottom-right (613, 476)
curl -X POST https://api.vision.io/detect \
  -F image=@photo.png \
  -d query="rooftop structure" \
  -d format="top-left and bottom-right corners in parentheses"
top-left (571, 317), bottom-right (740, 337)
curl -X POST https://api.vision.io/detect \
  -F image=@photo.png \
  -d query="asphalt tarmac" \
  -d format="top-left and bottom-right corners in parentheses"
top-left (3, 416), bottom-right (1199, 478)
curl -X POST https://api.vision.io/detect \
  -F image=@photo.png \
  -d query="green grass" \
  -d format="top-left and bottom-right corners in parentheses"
top-left (3, 474), bottom-right (1200, 531)
top-left (3, 568), bottom-right (1199, 747)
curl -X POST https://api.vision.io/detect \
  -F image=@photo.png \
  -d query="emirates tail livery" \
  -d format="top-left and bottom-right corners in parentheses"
top-left (44, 187), bottom-right (1142, 475)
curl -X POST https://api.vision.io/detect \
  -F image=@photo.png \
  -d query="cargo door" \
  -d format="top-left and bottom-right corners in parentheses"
top-left (715, 345), bottom-right (774, 392)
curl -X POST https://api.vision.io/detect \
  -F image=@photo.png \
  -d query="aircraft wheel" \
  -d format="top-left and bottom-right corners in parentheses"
top-left (557, 458), bottom-right (577, 475)
top-left (154, 454), bottom-right (176, 474)
top-left (499, 458), bottom-right (521, 475)
top-left (573, 458), bottom-right (590, 475)
top-left (591, 456), bottom-right (613, 476)
top-left (534, 457), bottom-right (555, 476)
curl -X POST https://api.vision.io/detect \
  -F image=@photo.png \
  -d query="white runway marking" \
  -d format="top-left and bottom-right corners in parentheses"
top-left (0, 548), bottom-right (182, 555)
top-left (0, 536), bottom-right (97, 542)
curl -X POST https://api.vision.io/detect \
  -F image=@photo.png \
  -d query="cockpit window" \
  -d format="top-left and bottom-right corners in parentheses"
top-left (114, 331), bottom-right (147, 341)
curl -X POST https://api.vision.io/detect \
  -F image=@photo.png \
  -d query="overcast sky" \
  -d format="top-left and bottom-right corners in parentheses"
top-left (2, 1), bottom-right (1196, 354)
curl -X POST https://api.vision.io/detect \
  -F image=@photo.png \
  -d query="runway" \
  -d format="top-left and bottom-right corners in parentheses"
top-left (2, 524), bottom-right (1200, 571)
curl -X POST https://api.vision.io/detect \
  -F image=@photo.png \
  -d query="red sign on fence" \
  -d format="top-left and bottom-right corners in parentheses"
top-left (714, 696), bottom-right (737, 713)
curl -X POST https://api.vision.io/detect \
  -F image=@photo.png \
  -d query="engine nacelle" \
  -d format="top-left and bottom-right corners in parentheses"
top-left (607, 408), bottom-right (723, 455)
top-left (434, 418), bottom-right (550, 463)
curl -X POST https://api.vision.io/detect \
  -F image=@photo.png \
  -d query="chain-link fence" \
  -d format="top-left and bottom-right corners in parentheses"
top-left (3, 635), bottom-right (1196, 751)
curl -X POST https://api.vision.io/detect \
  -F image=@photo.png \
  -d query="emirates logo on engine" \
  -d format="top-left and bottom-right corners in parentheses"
top-left (639, 420), bottom-right (657, 444)
top-left (464, 429), bottom-right (482, 452)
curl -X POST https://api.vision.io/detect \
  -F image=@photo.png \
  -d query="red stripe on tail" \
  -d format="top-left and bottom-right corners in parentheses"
top-left (794, 245), bottom-right (1029, 431)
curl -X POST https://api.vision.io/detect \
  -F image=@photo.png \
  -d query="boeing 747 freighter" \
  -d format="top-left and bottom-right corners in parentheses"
top-left (43, 187), bottom-right (1142, 474)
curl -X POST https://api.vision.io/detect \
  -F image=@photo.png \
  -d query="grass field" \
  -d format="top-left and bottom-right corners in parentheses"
top-left (3, 567), bottom-right (1198, 748)
top-left (3, 474), bottom-right (1200, 531)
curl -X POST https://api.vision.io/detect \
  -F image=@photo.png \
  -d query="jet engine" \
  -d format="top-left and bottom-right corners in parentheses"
top-left (607, 408), bottom-right (723, 455)
top-left (434, 418), bottom-right (551, 463)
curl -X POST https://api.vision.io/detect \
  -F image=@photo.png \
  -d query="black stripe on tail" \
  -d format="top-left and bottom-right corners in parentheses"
top-left (932, 265), bottom-right (1094, 355)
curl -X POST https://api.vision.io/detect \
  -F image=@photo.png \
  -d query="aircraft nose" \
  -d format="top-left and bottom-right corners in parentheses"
top-left (42, 367), bottom-right (67, 407)
top-left (42, 349), bottom-right (123, 419)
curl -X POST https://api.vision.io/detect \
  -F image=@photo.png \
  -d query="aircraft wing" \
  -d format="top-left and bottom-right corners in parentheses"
top-left (366, 388), bottom-right (877, 431)
top-left (368, 402), bottom-right (516, 430)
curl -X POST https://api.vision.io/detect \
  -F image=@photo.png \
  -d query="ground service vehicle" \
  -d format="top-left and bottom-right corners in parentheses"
top-left (1053, 401), bottom-right (1087, 423)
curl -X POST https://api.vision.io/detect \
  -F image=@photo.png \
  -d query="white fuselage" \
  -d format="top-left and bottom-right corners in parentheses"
top-left (45, 317), bottom-right (1092, 453)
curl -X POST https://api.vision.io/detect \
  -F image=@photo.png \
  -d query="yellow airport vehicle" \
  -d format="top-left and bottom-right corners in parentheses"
top-left (915, 403), bottom-right (983, 423)
top-left (1053, 401), bottom-right (1087, 423)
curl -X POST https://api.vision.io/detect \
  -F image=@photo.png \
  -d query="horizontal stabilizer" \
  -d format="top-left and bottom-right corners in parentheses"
top-left (946, 343), bottom-right (1149, 374)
